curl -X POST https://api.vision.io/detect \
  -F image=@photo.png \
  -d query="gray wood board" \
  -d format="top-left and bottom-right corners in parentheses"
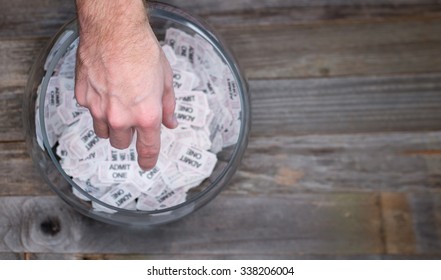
top-left (0, 38), bottom-right (46, 88)
top-left (0, 192), bottom-right (439, 257)
top-left (0, 142), bottom-right (50, 196)
top-left (1, 131), bottom-right (441, 196)
top-left (2, 0), bottom-right (441, 38)
top-left (409, 193), bottom-right (441, 253)
top-left (0, 86), bottom-right (25, 142)
top-left (0, 194), bottom-right (384, 255)
top-left (228, 131), bottom-right (441, 194)
top-left (2, 73), bottom-right (441, 142)
top-left (2, 5), bottom-right (441, 80)
top-left (23, 253), bottom-right (441, 260)
top-left (249, 74), bottom-right (441, 136)
top-left (0, 252), bottom-right (23, 260)
top-left (220, 18), bottom-right (441, 79)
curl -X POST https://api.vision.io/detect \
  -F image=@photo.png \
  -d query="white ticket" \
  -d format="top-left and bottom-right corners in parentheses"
top-left (172, 143), bottom-right (217, 176)
top-left (97, 161), bottom-right (136, 184)
top-left (172, 69), bottom-right (197, 91)
top-left (99, 182), bottom-right (141, 209)
top-left (175, 102), bottom-right (207, 128)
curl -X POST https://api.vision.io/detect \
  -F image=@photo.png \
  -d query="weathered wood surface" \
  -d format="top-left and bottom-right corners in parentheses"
top-left (2, 1), bottom-right (441, 81)
top-left (2, 131), bottom-right (441, 197)
top-left (0, 193), bottom-right (395, 256)
top-left (230, 132), bottom-right (441, 194)
top-left (250, 74), bottom-right (441, 136)
top-left (3, 0), bottom-right (441, 38)
top-left (26, 253), bottom-right (441, 260)
top-left (0, 192), bottom-right (439, 258)
top-left (8, 73), bottom-right (441, 139)
top-left (1, 0), bottom-right (441, 259)
top-left (3, 74), bottom-right (441, 142)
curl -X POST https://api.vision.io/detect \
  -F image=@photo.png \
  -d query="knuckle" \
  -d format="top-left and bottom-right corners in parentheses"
top-left (88, 106), bottom-right (104, 121)
top-left (107, 113), bottom-right (127, 130)
top-left (75, 95), bottom-right (87, 107)
top-left (74, 88), bottom-right (87, 107)
top-left (137, 111), bottom-right (161, 130)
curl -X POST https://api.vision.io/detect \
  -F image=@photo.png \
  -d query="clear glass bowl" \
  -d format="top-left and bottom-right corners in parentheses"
top-left (23, 2), bottom-right (250, 227)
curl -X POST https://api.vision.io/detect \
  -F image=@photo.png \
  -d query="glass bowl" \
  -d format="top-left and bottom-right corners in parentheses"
top-left (23, 2), bottom-right (250, 227)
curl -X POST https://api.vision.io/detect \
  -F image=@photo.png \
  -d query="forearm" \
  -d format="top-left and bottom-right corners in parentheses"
top-left (76, 0), bottom-right (147, 30)
top-left (76, 0), bottom-right (151, 59)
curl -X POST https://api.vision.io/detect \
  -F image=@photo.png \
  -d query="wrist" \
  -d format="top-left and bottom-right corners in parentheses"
top-left (76, 0), bottom-right (148, 42)
top-left (76, 0), bottom-right (159, 64)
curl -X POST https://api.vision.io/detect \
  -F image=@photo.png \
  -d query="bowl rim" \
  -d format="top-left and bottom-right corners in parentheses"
top-left (33, 2), bottom-right (251, 221)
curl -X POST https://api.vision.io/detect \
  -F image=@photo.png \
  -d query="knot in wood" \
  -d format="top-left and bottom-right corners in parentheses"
top-left (40, 217), bottom-right (61, 236)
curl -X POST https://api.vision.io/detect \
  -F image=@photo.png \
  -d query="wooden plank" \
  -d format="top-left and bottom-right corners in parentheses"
top-left (27, 253), bottom-right (441, 260)
top-left (2, 0), bottom-right (441, 38)
top-left (0, 194), bottom-right (384, 256)
top-left (201, 5), bottom-right (441, 28)
top-left (380, 192), bottom-right (416, 254)
top-left (249, 74), bottom-right (441, 136)
top-left (0, 253), bottom-right (23, 260)
top-left (3, 8), bottom-right (441, 80)
top-left (2, 131), bottom-right (441, 196)
top-left (222, 18), bottom-right (441, 79)
top-left (162, 0), bottom-right (441, 16)
top-left (409, 192), bottom-right (441, 254)
top-left (0, 142), bottom-right (50, 196)
top-left (228, 131), bottom-right (441, 194)
top-left (0, 86), bottom-right (26, 141)
top-left (4, 72), bottom-right (441, 142)
top-left (0, 38), bottom-right (46, 87)
top-left (0, 0), bottom-right (75, 38)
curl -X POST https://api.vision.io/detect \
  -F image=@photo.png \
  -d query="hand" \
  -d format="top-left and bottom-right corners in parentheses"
top-left (75, 0), bottom-right (177, 170)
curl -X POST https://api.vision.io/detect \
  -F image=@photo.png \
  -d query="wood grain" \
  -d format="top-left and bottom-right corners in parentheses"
top-left (0, 192), bottom-right (438, 257)
top-left (0, 86), bottom-right (25, 141)
top-left (0, 38), bottom-right (46, 87)
top-left (228, 131), bottom-right (441, 194)
top-left (0, 194), bottom-right (384, 256)
top-left (200, 5), bottom-right (441, 28)
top-left (380, 192), bottom-right (416, 254)
top-left (0, 253), bottom-right (23, 260)
top-left (250, 74), bottom-right (441, 136)
top-left (26, 253), bottom-right (441, 260)
top-left (223, 19), bottom-right (441, 79)
top-left (2, 131), bottom-right (441, 196)
top-left (2, 0), bottom-right (441, 38)
top-left (409, 193), bottom-right (441, 254)
top-left (3, 73), bottom-right (441, 142)
top-left (0, 142), bottom-right (49, 196)
top-left (2, 3), bottom-right (441, 80)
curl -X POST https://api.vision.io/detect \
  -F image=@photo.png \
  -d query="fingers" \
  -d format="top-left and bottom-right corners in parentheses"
top-left (74, 47), bottom-right (176, 170)
top-left (161, 56), bottom-right (178, 129)
top-left (161, 84), bottom-right (178, 129)
top-left (92, 118), bottom-right (109, 139)
top-left (109, 126), bottom-right (133, 149)
top-left (136, 124), bottom-right (161, 170)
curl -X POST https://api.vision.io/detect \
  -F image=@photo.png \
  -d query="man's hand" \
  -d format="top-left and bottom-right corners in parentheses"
top-left (75, 0), bottom-right (177, 170)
